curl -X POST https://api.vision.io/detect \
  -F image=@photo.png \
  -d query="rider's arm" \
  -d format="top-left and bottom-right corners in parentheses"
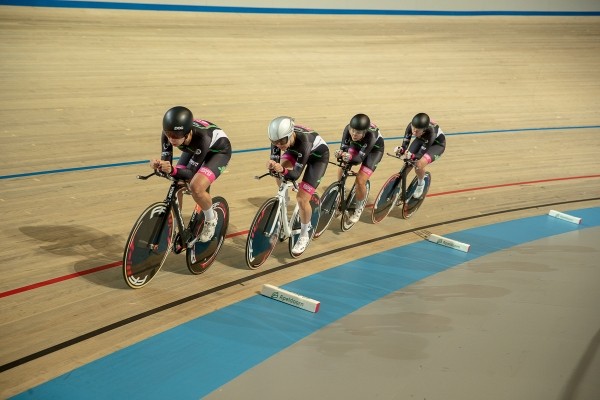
top-left (348, 130), bottom-right (377, 164)
top-left (170, 132), bottom-right (210, 180)
top-left (339, 126), bottom-right (350, 152)
top-left (160, 132), bottom-right (174, 163)
top-left (150, 132), bottom-right (174, 174)
top-left (281, 138), bottom-right (311, 181)
top-left (411, 129), bottom-right (436, 160)
top-left (334, 127), bottom-right (351, 160)
top-left (400, 123), bottom-right (412, 151)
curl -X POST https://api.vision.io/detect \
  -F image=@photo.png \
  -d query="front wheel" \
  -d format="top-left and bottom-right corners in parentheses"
top-left (186, 196), bottom-right (229, 274)
top-left (371, 174), bottom-right (402, 224)
top-left (313, 182), bottom-right (341, 239)
top-left (122, 202), bottom-right (174, 289)
top-left (245, 197), bottom-right (281, 269)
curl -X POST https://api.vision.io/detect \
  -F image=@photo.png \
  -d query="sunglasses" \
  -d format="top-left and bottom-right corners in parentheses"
top-left (271, 136), bottom-right (289, 146)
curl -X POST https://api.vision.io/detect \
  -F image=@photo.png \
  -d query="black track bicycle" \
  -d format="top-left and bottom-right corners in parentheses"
top-left (371, 153), bottom-right (431, 223)
top-left (313, 160), bottom-right (370, 238)
top-left (122, 171), bottom-right (229, 288)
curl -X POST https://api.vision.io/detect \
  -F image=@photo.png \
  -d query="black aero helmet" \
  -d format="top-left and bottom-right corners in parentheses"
top-left (350, 113), bottom-right (370, 131)
top-left (411, 113), bottom-right (430, 129)
top-left (163, 106), bottom-right (193, 137)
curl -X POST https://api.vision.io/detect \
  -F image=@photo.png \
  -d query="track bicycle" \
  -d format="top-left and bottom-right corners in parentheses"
top-left (122, 171), bottom-right (229, 289)
top-left (313, 160), bottom-right (371, 238)
top-left (245, 170), bottom-right (321, 269)
top-left (371, 153), bottom-right (431, 223)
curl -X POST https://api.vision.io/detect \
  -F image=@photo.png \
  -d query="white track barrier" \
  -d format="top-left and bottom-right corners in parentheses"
top-left (426, 233), bottom-right (471, 252)
top-left (260, 284), bottom-right (320, 313)
top-left (548, 210), bottom-right (582, 224)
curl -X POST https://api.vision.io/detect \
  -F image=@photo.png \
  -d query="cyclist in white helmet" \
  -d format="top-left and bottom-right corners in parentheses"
top-left (266, 116), bottom-right (330, 255)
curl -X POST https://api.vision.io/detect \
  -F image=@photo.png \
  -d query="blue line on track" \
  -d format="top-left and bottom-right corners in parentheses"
top-left (10, 206), bottom-right (600, 399)
top-left (1, 125), bottom-right (599, 180)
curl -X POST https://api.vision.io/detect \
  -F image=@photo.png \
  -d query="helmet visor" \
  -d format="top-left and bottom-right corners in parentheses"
top-left (271, 136), bottom-right (289, 146)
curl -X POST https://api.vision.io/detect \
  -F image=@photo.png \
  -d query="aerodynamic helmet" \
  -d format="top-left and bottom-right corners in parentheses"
top-left (411, 113), bottom-right (430, 130)
top-left (163, 106), bottom-right (193, 137)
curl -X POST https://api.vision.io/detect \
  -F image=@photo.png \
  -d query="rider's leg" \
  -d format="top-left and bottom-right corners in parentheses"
top-left (278, 159), bottom-right (295, 204)
top-left (291, 154), bottom-right (328, 254)
top-left (191, 168), bottom-right (217, 242)
top-left (415, 156), bottom-right (429, 182)
top-left (296, 189), bottom-right (312, 232)
top-left (190, 172), bottom-right (213, 213)
top-left (291, 186), bottom-right (313, 255)
top-left (412, 156), bottom-right (429, 198)
top-left (354, 169), bottom-right (370, 203)
top-left (349, 168), bottom-right (371, 223)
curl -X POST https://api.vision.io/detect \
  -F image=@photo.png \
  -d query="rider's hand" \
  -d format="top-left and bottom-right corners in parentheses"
top-left (334, 149), bottom-right (344, 159)
top-left (341, 152), bottom-right (352, 163)
top-left (394, 146), bottom-right (406, 156)
top-left (268, 160), bottom-right (284, 173)
top-left (156, 160), bottom-right (173, 174)
top-left (150, 159), bottom-right (161, 170)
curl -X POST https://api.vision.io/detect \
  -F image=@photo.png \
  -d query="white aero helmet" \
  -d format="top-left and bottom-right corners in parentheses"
top-left (268, 116), bottom-right (295, 142)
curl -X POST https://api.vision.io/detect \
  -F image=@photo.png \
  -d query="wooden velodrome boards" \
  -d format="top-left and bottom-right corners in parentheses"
top-left (0, 5), bottom-right (599, 396)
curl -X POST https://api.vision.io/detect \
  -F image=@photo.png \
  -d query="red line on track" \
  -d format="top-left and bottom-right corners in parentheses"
top-left (2, 174), bottom-right (599, 299)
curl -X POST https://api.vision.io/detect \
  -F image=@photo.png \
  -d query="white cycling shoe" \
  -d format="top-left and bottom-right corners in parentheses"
top-left (413, 182), bottom-right (425, 199)
top-left (348, 204), bottom-right (365, 223)
top-left (292, 235), bottom-right (310, 255)
top-left (199, 216), bottom-right (218, 242)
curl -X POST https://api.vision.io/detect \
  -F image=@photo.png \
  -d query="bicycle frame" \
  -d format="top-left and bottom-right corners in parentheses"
top-left (336, 161), bottom-right (358, 213)
top-left (137, 171), bottom-right (198, 251)
top-left (255, 172), bottom-right (300, 240)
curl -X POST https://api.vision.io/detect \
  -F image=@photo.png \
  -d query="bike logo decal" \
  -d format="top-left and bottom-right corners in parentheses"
top-left (150, 205), bottom-right (167, 219)
top-left (128, 275), bottom-right (148, 286)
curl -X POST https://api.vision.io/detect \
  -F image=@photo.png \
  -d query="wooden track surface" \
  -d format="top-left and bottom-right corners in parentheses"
top-left (1, 6), bottom-right (599, 397)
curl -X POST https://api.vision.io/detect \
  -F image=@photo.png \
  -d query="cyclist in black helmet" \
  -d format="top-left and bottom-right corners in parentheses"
top-left (394, 112), bottom-right (446, 198)
top-left (150, 106), bottom-right (232, 243)
top-left (333, 113), bottom-right (385, 223)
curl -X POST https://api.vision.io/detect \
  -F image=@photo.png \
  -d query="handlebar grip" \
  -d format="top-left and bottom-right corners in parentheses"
top-left (136, 171), bottom-right (158, 180)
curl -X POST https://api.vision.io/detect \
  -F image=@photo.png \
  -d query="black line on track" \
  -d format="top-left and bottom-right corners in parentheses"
top-left (2, 196), bottom-right (599, 373)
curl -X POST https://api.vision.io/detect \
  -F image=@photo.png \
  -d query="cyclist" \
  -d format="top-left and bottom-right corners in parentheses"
top-left (266, 116), bottom-right (329, 255)
top-left (150, 106), bottom-right (232, 243)
top-left (394, 112), bottom-right (446, 198)
top-left (334, 113), bottom-right (385, 223)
